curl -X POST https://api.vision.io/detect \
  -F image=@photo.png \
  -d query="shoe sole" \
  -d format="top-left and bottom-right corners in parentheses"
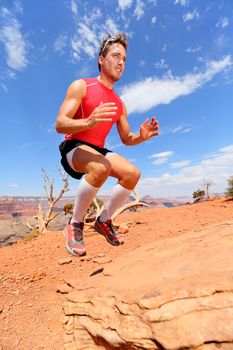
top-left (94, 222), bottom-right (124, 246)
top-left (63, 228), bottom-right (86, 257)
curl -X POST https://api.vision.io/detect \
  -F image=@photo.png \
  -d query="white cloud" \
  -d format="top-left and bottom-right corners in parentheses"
top-left (9, 71), bottom-right (16, 79)
top-left (186, 46), bottom-right (201, 53)
top-left (174, 0), bottom-right (189, 6)
top-left (67, 5), bottom-right (117, 62)
top-left (54, 32), bottom-right (68, 54)
top-left (214, 34), bottom-right (228, 50)
top-left (183, 9), bottom-right (199, 22)
top-left (47, 127), bottom-right (55, 133)
top-left (71, 23), bottom-right (98, 60)
top-left (216, 17), bottom-right (229, 28)
top-left (105, 18), bottom-right (120, 34)
top-left (219, 145), bottom-right (233, 153)
top-left (79, 23), bottom-right (97, 43)
top-left (0, 6), bottom-right (29, 70)
top-left (14, 0), bottom-right (23, 14)
top-left (171, 126), bottom-right (184, 133)
top-left (118, 0), bottom-right (133, 11)
top-left (70, 0), bottom-right (78, 16)
top-left (139, 145), bottom-right (233, 197)
top-left (134, 0), bottom-right (145, 20)
top-left (171, 125), bottom-right (192, 133)
top-left (0, 82), bottom-right (8, 93)
top-left (82, 7), bottom-right (102, 26)
top-left (182, 128), bottom-right (192, 133)
top-left (162, 43), bottom-right (167, 52)
top-left (120, 55), bottom-right (232, 114)
top-left (151, 16), bottom-right (157, 24)
top-left (154, 59), bottom-right (168, 70)
top-left (170, 160), bottom-right (191, 168)
top-left (149, 151), bottom-right (174, 165)
top-left (8, 183), bottom-right (18, 188)
top-left (148, 0), bottom-right (157, 5)
top-left (149, 151), bottom-right (174, 159)
top-left (151, 158), bottom-right (168, 165)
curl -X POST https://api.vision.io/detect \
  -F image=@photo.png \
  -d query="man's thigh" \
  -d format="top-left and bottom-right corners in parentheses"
top-left (71, 145), bottom-right (109, 173)
top-left (107, 153), bottom-right (136, 179)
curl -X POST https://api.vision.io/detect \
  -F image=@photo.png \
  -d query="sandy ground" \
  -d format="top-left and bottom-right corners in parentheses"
top-left (0, 197), bottom-right (232, 350)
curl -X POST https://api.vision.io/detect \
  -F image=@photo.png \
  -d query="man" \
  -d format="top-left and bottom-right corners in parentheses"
top-left (56, 33), bottom-right (159, 257)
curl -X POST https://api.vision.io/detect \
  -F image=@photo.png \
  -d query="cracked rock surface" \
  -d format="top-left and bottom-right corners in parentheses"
top-left (63, 221), bottom-right (233, 350)
top-left (1, 197), bottom-right (233, 349)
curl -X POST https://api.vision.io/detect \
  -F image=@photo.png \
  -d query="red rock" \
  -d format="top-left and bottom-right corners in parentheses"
top-left (92, 256), bottom-right (112, 265)
top-left (63, 220), bottom-right (233, 349)
top-left (58, 258), bottom-right (72, 265)
top-left (56, 284), bottom-right (72, 294)
top-left (118, 223), bottom-right (129, 234)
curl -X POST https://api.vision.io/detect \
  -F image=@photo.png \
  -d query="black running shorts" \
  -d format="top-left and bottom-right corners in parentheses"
top-left (59, 139), bottom-right (113, 180)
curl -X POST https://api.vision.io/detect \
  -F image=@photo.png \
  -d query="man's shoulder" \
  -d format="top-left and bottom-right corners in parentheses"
top-left (81, 77), bottom-right (98, 86)
top-left (67, 79), bottom-right (88, 98)
top-left (69, 77), bottom-right (96, 86)
top-left (68, 78), bottom-right (99, 98)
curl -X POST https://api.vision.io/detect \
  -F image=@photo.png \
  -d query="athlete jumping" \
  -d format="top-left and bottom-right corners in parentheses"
top-left (56, 33), bottom-right (159, 256)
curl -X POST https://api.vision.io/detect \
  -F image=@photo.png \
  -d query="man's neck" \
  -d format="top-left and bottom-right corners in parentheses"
top-left (97, 74), bottom-right (115, 89)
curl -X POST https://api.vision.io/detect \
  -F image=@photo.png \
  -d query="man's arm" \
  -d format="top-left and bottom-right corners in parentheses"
top-left (117, 103), bottom-right (159, 146)
top-left (55, 79), bottom-right (88, 134)
top-left (55, 79), bottom-right (118, 134)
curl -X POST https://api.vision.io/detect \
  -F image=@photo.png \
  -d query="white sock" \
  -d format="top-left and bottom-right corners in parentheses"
top-left (71, 176), bottom-right (99, 224)
top-left (100, 183), bottom-right (132, 222)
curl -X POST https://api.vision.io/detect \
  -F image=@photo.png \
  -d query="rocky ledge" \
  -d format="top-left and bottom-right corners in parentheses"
top-left (63, 221), bottom-right (233, 350)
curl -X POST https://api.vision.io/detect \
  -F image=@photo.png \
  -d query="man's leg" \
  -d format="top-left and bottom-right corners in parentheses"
top-left (100, 153), bottom-right (141, 221)
top-left (94, 153), bottom-right (141, 245)
top-left (71, 176), bottom-right (99, 224)
top-left (64, 145), bottom-right (111, 256)
top-left (99, 183), bottom-right (132, 222)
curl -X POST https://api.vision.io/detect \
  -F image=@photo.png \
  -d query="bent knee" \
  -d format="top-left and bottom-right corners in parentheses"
top-left (90, 160), bottom-right (111, 184)
top-left (131, 166), bottom-right (141, 182)
top-left (125, 166), bottom-right (141, 185)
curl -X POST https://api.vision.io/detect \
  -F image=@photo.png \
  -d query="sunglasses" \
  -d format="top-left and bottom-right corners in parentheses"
top-left (101, 34), bottom-right (126, 55)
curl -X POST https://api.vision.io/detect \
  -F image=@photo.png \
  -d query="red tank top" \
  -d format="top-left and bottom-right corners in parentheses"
top-left (64, 78), bottom-right (123, 148)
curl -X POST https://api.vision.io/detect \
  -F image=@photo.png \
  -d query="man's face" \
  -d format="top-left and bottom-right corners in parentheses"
top-left (99, 43), bottom-right (127, 82)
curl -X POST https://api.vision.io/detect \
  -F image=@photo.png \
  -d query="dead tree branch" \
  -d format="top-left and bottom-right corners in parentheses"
top-left (26, 169), bottom-right (69, 234)
top-left (84, 188), bottom-right (148, 229)
top-left (111, 189), bottom-right (148, 227)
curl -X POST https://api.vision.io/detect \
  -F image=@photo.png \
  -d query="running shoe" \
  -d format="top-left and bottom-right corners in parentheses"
top-left (94, 216), bottom-right (124, 246)
top-left (63, 222), bottom-right (86, 256)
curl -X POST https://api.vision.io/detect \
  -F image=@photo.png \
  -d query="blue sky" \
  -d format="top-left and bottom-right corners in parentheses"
top-left (0, 0), bottom-right (233, 198)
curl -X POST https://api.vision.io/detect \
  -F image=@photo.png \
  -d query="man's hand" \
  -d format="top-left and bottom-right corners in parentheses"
top-left (140, 116), bottom-right (159, 140)
top-left (86, 102), bottom-right (117, 128)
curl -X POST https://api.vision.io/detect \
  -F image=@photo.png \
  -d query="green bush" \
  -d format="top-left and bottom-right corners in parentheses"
top-left (225, 176), bottom-right (233, 199)
top-left (193, 189), bottom-right (205, 201)
top-left (63, 198), bottom-right (104, 217)
top-left (24, 227), bottom-right (40, 241)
